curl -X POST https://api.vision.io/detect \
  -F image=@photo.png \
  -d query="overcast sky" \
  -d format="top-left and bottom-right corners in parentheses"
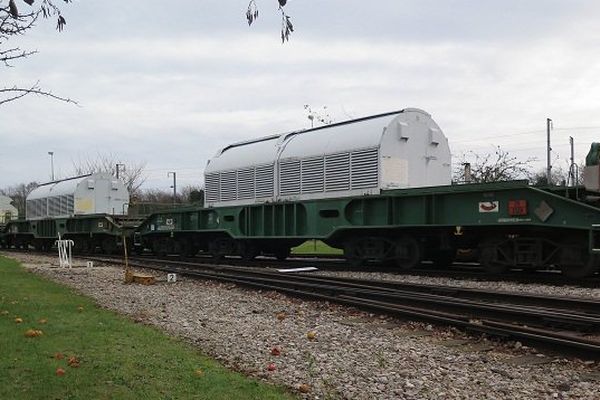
top-left (2, 0), bottom-right (600, 190)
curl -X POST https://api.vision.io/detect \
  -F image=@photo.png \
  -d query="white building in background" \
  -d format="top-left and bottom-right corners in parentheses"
top-left (0, 195), bottom-right (18, 224)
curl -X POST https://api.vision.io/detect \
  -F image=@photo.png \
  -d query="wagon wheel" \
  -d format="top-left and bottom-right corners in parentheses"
top-left (177, 238), bottom-right (196, 259)
top-left (240, 242), bottom-right (259, 261)
top-left (479, 238), bottom-right (510, 274)
top-left (394, 236), bottom-right (421, 270)
top-left (430, 249), bottom-right (456, 268)
top-left (40, 241), bottom-right (53, 252)
top-left (152, 238), bottom-right (168, 257)
top-left (274, 247), bottom-right (291, 261)
top-left (209, 238), bottom-right (232, 263)
top-left (79, 239), bottom-right (92, 254)
top-left (343, 239), bottom-right (365, 267)
top-left (561, 250), bottom-right (600, 279)
top-left (101, 238), bottom-right (117, 255)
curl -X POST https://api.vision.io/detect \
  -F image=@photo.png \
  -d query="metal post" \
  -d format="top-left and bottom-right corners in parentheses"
top-left (463, 162), bottom-right (472, 183)
top-left (569, 136), bottom-right (575, 186)
top-left (168, 172), bottom-right (177, 205)
top-left (48, 151), bottom-right (54, 181)
top-left (570, 136), bottom-right (575, 165)
top-left (546, 118), bottom-right (553, 185)
top-left (116, 163), bottom-right (125, 179)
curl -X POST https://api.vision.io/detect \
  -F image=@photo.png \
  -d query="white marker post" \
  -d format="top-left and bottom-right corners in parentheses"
top-left (55, 234), bottom-right (74, 268)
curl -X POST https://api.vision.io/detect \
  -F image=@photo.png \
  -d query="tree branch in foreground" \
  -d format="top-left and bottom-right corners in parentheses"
top-left (0, 81), bottom-right (78, 106)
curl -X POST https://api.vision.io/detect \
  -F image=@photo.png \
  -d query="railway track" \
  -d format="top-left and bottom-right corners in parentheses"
top-left (83, 254), bottom-right (600, 359)
top-left (4, 247), bottom-right (599, 287)
top-left (144, 253), bottom-right (600, 288)
top-left (161, 255), bottom-right (600, 288)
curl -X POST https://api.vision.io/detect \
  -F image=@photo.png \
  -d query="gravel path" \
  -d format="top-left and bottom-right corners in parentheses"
top-left (3, 251), bottom-right (600, 400)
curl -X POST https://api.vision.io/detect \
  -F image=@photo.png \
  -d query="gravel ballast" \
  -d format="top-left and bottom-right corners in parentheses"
top-left (3, 252), bottom-right (600, 400)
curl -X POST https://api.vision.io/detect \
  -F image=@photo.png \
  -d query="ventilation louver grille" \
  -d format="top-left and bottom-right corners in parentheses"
top-left (301, 157), bottom-right (325, 193)
top-left (26, 194), bottom-right (74, 219)
top-left (279, 160), bottom-right (301, 196)
top-left (351, 148), bottom-right (379, 189)
top-left (219, 171), bottom-right (237, 202)
top-left (255, 164), bottom-right (274, 198)
top-left (204, 173), bottom-right (220, 202)
top-left (325, 153), bottom-right (351, 191)
top-left (205, 163), bottom-right (275, 203)
top-left (237, 168), bottom-right (255, 200)
top-left (278, 147), bottom-right (379, 197)
top-left (206, 147), bottom-right (379, 204)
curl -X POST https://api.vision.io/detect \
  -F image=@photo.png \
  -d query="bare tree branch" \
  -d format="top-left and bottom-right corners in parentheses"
top-left (0, 81), bottom-right (78, 105)
top-left (71, 153), bottom-right (147, 197)
top-left (454, 146), bottom-right (537, 183)
top-left (1, 0), bottom-right (75, 106)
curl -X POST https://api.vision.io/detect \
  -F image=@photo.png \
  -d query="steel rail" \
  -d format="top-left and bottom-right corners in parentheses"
top-left (126, 256), bottom-right (600, 316)
top-left (97, 256), bottom-right (600, 358)
top-left (87, 253), bottom-right (600, 317)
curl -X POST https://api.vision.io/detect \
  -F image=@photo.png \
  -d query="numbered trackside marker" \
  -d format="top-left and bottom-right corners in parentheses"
top-left (167, 273), bottom-right (177, 283)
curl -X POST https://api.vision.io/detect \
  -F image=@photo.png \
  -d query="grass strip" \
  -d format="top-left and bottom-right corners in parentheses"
top-left (0, 256), bottom-right (295, 400)
top-left (291, 240), bottom-right (343, 256)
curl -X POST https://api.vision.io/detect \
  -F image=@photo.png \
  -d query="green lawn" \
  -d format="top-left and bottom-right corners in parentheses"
top-left (291, 240), bottom-right (343, 256)
top-left (0, 256), bottom-right (295, 400)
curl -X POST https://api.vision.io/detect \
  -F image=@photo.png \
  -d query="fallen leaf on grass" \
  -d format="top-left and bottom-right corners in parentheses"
top-left (77, 306), bottom-right (84, 312)
top-left (38, 318), bottom-right (48, 324)
top-left (194, 369), bottom-right (204, 377)
top-left (1, 310), bottom-right (9, 315)
top-left (56, 368), bottom-right (65, 377)
top-left (54, 352), bottom-right (64, 360)
top-left (14, 317), bottom-right (23, 324)
top-left (67, 356), bottom-right (80, 367)
top-left (24, 329), bottom-right (43, 338)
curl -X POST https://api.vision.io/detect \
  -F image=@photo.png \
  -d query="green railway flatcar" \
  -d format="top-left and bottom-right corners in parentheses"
top-left (137, 109), bottom-right (600, 278)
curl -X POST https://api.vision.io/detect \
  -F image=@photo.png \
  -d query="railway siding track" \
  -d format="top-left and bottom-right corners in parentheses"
top-left (83, 255), bottom-right (600, 359)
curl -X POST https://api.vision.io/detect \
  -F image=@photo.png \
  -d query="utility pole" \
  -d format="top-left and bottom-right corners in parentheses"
top-left (116, 163), bottom-right (125, 179)
top-left (546, 118), bottom-right (553, 185)
top-left (168, 172), bottom-right (177, 205)
top-left (48, 151), bottom-right (55, 181)
top-left (569, 136), bottom-right (575, 186)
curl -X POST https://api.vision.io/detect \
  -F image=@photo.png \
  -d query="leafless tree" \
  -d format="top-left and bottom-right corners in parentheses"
top-left (180, 184), bottom-right (204, 203)
top-left (529, 162), bottom-right (585, 187)
top-left (246, 0), bottom-right (294, 42)
top-left (136, 189), bottom-right (173, 204)
top-left (453, 146), bottom-right (536, 184)
top-left (1, 0), bottom-right (76, 106)
top-left (0, 181), bottom-right (38, 216)
top-left (71, 153), bottom-right (147, 197)
top-left (135, 185), bottom-right (203, 205)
